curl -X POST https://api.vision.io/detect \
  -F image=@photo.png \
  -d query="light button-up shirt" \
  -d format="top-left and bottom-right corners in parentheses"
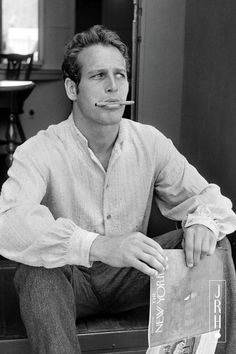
top-left (0, 114), bottom-right (236, 268)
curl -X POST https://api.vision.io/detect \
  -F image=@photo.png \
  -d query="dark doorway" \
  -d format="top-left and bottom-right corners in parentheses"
top-left (75, 0), bottom-right (135, 119)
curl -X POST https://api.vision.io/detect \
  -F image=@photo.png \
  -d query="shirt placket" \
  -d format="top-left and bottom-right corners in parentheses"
top-left (103, 143), bottom-right (122, 235)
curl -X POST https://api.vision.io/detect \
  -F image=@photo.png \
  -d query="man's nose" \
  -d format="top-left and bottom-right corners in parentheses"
top-left (105, 75), bottom-right (118, 92)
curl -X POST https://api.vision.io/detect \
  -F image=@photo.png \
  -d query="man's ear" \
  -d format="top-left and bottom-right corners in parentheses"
top-left (64, 78), bottom-right (78, 101)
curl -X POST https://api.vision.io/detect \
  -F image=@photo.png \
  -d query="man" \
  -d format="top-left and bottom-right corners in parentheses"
top-left (0, 25), bottom-right (236, 353)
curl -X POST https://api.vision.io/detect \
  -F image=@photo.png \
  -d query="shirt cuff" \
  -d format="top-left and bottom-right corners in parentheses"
top-left (66, 226), bottom-right (99, 267)
top-left (182, 206), bottom-right (220, 239)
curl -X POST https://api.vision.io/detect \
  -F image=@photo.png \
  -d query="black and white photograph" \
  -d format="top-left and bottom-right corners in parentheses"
top-left (0, 1), bottom-right (236, 353)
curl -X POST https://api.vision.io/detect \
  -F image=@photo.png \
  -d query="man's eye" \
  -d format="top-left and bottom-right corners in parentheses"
top-left (92, 73), bottom-right (104, 79)
top-left (116, 73), bottom-right (126, 79)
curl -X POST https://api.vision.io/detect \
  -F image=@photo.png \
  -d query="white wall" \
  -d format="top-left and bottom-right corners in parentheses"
top-left (20, 0), bottom-right (75, 139)
top-left (137, 0), bottom-right (186, 146)
top-left (21, 81), bottom-right (71, 138)
top-left (19, 0), bottom-right (186, 142)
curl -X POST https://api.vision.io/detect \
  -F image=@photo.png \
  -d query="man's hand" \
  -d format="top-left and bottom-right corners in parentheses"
top-left (182, 225), bottom-right (217, 267)
top-left (90, 232), bottom-right (168, 277)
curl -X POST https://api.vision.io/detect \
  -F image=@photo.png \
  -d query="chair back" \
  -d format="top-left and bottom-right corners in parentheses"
top-left (0, 53), bottom-right (33, 80)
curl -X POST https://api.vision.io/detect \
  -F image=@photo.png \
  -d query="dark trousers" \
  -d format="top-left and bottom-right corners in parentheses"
top-left (14, 230), bottom-right (236, 354)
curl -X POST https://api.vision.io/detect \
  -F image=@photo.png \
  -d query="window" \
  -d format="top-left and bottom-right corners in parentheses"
top-left (1, 0), bottom-right (40, 61)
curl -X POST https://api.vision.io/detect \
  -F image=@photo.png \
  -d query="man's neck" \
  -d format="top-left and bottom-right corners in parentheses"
top-left (91, 125), bottom-right (119, 152)
top-left (72, 112), bottom-right (120, 169)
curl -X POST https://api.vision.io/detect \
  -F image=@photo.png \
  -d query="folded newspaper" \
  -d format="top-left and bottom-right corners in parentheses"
top-left (147, 249), bottom-right (226, 354)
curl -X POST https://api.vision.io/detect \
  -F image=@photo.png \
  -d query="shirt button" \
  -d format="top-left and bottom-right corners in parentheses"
top-left (107, 214), bottom-right (111, 220)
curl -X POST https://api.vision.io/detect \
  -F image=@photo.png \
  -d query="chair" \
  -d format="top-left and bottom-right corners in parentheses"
top-left (0, 53), bottom-right (35, 166)
top-left (0, 53), bottom-right (33, 81)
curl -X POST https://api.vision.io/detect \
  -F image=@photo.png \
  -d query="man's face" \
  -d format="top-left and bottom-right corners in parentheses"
top-left (74, 44), bottom-right (129, 127)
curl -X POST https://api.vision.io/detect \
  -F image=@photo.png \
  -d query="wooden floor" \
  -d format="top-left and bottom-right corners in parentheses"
top-left (0, 328), bottom-right (148, 354)
top-left (0, 305), bottom-right (149, 354)
top-left (0, 258), bottom-right (149, 353)
top-left (1, 332), bottom-right (148, 354)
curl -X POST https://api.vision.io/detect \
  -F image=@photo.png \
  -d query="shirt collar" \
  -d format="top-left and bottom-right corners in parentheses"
top-left (67, 113), bottom-right (127, 150)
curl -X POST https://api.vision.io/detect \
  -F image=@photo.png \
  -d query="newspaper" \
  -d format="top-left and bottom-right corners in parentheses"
top-left (147, 249), bottom-right (226, 354)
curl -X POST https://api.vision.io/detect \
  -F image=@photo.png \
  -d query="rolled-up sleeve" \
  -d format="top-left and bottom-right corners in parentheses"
top-left (154, 134), bottom-right (236, 239)
top-left (0, 144), bottom-right (99, 268)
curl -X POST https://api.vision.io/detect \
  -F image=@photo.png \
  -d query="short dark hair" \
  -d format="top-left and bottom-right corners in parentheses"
top-left (61, 25), bottom-right (130, 85)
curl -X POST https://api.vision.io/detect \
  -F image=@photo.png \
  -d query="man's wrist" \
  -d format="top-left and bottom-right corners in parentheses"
top-left (182, 207), bottom-right (220, 239)
top-left (89, 235), bottom-right (105, 263)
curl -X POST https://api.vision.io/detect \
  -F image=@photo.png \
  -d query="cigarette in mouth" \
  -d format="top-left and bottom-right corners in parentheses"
top-left (95, 100), bottom-right (135, 107)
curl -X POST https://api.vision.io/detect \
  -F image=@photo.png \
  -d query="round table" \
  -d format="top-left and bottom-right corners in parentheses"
top-left (0, 80), bottom-right (35, 166)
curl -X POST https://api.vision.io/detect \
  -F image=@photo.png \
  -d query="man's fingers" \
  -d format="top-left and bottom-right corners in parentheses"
top-left (192, 232), bottom-right (202, 266)
top-left (138, 252), bottom-right (167, 273)
top-left (208, 237), bottom-right (217, 255)
top-left (143, 236), bottom-right (165, 255)
top-left (131, 258), bottom-right (162, 277)
top-left (200, 237), bottom-right (209, 259)
top-left (184, 230), bottom-right (194, 267)
top-left (141, 243), bottom-right (168, 268)
top-left (184, 225), bottom-right (218, 268)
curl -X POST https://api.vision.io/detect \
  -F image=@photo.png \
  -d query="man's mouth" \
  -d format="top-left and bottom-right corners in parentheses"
top-left (95, 99), bottom-right (122, 108)
top-left (95, 100), bottom-right (134, 107)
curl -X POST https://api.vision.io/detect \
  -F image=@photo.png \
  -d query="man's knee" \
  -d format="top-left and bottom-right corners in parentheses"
top-left (14, 264), bottom-right (73, 297)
